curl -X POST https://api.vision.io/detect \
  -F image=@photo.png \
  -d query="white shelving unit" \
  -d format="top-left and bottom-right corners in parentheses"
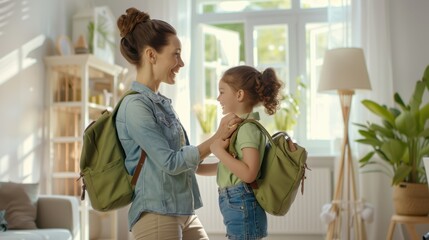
top-left (44, 54), bottom-right (124, 240)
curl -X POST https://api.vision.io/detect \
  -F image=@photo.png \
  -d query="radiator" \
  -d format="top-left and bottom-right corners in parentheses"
top-left (195, 168), bottom-right (331, 235)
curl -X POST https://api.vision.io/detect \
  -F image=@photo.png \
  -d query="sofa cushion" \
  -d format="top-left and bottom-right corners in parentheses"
top-left (0, 182), bottom-right (39, 229)
top-left (0, 229), bottom-right (72, 240)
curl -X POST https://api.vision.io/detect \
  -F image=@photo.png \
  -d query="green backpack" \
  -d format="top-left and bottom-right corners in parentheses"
top-left (79, 90), bottom-right (146, 212)
top-left (228, 119), bottom-right (309, 216)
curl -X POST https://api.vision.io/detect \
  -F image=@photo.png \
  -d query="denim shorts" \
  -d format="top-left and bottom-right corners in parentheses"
top-left (218, 182), bottom-right (267, 240)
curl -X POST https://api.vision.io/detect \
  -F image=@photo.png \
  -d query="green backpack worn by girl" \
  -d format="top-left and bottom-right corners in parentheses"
top-left (228, 119), bottom-right (309, 216)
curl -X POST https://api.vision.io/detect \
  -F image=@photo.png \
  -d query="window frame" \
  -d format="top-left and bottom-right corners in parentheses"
top-left (190, 0), bottom-right (335, 155)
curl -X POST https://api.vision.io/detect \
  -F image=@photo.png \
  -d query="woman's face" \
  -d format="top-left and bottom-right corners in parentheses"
top-left (153, 34), bottom-right (184, 85)
top-left (217, 79), bottom-right (239, 114)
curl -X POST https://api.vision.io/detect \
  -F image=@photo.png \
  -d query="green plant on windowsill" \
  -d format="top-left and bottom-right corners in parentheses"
top-left (193, 100), bottom-right (218, 134)
top-left (354, 65), bottom-right (429, 185)
top-left (274, 76), bottom-right (307, 132)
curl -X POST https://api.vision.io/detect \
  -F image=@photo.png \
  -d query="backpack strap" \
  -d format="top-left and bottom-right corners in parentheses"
top-left (228, 119), bottom-right (298, 189)
top-left (131, 151), bottom-right (146, 186)
top-left (228, 119), bottom-right (296, 157)
top-left (114, 90), bottom-right (146, 186)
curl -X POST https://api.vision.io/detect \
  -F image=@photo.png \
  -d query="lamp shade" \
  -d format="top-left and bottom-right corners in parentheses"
top-left (318, 47), bottom-right (371, 92)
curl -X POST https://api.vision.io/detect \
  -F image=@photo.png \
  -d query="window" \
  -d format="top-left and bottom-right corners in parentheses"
top-left (190, 0), bottom-right (347, 155)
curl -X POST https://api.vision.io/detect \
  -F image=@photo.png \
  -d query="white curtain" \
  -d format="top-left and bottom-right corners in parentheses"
top-left (328, 0), bottom-right (396, 239)
top-left (354, 0), bottom-right (397, 239)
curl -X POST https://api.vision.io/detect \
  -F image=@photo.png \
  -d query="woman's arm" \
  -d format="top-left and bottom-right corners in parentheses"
top-left (196, 163), bottom-right (218, 176)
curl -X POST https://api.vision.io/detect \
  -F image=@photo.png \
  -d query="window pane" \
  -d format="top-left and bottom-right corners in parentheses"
top-left (198, 24), bottom-right (241, 137)
top-left (306, 23), bottom-right (342, 140)
top-left (254, 24), bottom-right (289, 90)
top-left (204, 34), bottom-right (218, 62)
top-left (255, 25), bottom-right (288, 65)
top-left (212, 23), bottom-right (245, 62)
top-left (205, 67), bottom-right (217, 99)
top-left (198, 0), bottom-right (291, 14)
top-left (300, 0), bottom-right (345, 9)
top-left (253, 24), bottom-right (290, 133)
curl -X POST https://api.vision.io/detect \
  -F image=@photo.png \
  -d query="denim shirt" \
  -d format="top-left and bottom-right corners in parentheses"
top-left (115, 81), bottom-right (203, 230)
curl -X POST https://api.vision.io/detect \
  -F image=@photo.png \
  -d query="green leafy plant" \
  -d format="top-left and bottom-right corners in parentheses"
top-left (274, 76), bottom-right (307, 131)
top-left (193, 100), bottom-right (218, 134)
top-left (355, 65), bottom-right (429, 185)
top-left (87, 21), bottom-right (115, 54)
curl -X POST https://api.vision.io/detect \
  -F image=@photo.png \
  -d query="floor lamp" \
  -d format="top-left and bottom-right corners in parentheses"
top-left (318, 48), bottom-right (372, 240)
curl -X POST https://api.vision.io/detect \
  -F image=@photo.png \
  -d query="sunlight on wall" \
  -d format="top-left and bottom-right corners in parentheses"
top-left (0, 155), bottom-right (10, 180)
top-left (22, 34), bottom-right (45, 68)
top-left (18, 129), bottom-right (42, 182)
top-left (21, 0), bottom-right (30, 20)
top-left (0, 50), bottom-right (19, 86)
top-left (0, 128), bottom-right (43, 182)
top-left (0, 34), bottom-right (45, 86)
top-left (0, 132), bottom-right (42, 182)
top-left (0, 0), bottom-right (14, 36)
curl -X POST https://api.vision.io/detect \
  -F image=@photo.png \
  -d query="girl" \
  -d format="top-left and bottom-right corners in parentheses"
top-left (116, 8), bottom-right (241, 240)
top-left (198, 65), bottom-right (283, 239)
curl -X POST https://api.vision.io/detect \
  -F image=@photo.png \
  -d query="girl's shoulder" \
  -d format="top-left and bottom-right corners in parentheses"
top-left (237, 121), bottom-right (264, 139)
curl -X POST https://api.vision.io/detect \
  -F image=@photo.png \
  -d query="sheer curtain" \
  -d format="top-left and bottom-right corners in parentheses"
top-left (327, 0), bottom-right (395, 239)
top-left (354, 0), bottom-right (396, 239)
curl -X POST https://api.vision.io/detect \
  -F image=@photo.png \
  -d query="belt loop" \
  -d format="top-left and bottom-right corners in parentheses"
top-left (243, 182), bottom-right (252, 193)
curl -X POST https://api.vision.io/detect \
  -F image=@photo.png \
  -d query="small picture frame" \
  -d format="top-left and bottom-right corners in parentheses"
top-left (56, 35), bottom-right (74, 56)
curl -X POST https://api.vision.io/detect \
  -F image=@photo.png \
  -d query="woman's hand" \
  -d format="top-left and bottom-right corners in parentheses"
top-left (210, 138), bottom-right (230, 154)
top-left (197, 113), bottom-right (241, 161)
top-left (215, 113), bottom-right (242, 140)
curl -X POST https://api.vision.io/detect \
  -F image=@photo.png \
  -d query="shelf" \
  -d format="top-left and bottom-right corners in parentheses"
top-left (51, 136), bottom-right (82, 143)
top-left (52, 172), bottom-right (80, 178)
top-left (45, 54), bottom-right (124, 240)
top-left (45, 54), bottom-right (123, 76)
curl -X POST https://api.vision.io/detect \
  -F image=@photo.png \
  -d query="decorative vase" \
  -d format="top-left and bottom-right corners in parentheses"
top-left (392, 182), bottom-right (429, 216)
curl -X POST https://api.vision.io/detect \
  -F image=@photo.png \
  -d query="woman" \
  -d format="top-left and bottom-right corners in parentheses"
top-left (115, 7), bottom-right (241, 240)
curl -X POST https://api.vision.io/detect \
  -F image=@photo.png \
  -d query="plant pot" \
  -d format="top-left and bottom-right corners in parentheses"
top-left (392, 182), bottom-right (429, 216)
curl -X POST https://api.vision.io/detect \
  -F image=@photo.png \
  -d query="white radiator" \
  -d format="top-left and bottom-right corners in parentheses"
top-left (196, 167), bottom-right (332, 235)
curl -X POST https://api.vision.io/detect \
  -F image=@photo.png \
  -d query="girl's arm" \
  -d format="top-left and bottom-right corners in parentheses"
top-left (196, 163), bottom-right (218, 176)
top-left (210, 139), bottom-right (260, 183)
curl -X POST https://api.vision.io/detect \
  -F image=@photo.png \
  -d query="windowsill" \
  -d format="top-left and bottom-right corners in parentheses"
top-left (204, 153), bottom-right (335, 169)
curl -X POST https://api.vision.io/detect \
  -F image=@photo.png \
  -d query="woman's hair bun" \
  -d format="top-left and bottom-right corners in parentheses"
top-left (117, 7), bottom-right (150, 37)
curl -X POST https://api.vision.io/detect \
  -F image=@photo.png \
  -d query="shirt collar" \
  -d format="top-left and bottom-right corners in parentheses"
top-left (130, 81), bottom-right (171, 104)
top-left (239, 112), bottom-right (260, 120)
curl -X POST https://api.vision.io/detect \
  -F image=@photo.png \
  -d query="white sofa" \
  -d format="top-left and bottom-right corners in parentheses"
top-left (0, 195), bottom-right (80, 240)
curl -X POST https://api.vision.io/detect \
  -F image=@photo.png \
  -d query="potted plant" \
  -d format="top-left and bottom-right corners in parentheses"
top-left (354, 65), bottom-right (429, 215)
top-left (274, 76), bottom-right (306, 132)
top-left (193, 100), bottom-right (218, 141)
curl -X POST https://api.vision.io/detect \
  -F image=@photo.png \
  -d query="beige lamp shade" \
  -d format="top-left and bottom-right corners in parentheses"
top-left (318, 47), bottom-right (371, 92)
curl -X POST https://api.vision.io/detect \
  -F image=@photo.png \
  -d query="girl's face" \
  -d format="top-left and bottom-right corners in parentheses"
top-left (153, 34), bottom-right (184, 85)
top-left (217, 79), bottom-right (239, 114)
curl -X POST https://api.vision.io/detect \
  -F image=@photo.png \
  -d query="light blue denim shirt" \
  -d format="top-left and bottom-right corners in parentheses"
top-left (115, 81), bottom-right (202, 231)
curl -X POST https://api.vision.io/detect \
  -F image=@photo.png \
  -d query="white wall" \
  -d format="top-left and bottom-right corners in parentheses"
top-left (0, 0), bottom-right (87, 186)
top-left (390, 0), bottom-right (429, 101)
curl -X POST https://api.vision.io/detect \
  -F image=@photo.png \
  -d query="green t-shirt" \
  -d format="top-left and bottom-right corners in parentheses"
top-left (216, 112), bottom-right (266, 188)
